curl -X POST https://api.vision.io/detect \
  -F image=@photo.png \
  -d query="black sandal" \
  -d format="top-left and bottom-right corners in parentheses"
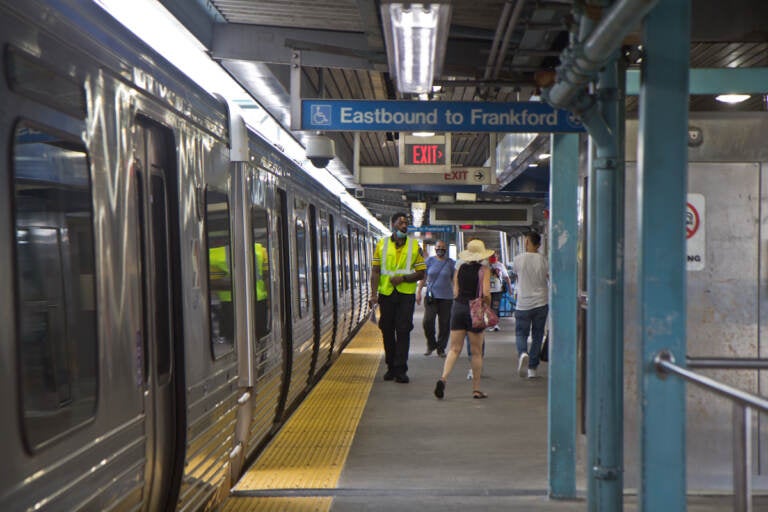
top-left (434, 380), bottom-right (445, 399)
top-left (472, 390), bottom-right (488, 399)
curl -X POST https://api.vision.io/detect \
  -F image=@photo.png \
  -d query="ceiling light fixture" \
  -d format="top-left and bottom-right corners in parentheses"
top-left (381, 3), bottom-right (452, 94)
top-left (412, 131), bottom-right (436, 137)
top-left (715, 94), bottom-right (750, 104)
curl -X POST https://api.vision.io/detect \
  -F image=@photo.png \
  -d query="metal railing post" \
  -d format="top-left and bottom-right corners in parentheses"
top-left (732, 404), bottom-right (752, 512)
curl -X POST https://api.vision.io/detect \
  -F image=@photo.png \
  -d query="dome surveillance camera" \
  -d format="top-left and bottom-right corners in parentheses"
top-left (306, 135), bottom-right (336, 168)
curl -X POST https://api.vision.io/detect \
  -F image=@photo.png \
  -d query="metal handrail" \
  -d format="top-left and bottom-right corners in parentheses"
top-left (687, 357), bottom-right (768, 370)
top-left (654, 350), bottom-right (768, 512)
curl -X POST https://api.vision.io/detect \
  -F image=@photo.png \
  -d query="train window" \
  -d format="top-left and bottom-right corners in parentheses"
top-left (12, 122), bottom-right (97, 451)
top-left (5, 47), bottom-right (86, 118)
top-left (251, 207), bottom-right (271, 338)
top-left (295, 218), bottom-right (308, 317)
top-left (320, 224), bottom-right (330, 305)
top-left (206, 189), bottom-right (235, 358)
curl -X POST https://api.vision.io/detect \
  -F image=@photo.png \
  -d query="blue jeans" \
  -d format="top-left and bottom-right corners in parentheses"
top-left (515, 305), bottom-right (548, 369)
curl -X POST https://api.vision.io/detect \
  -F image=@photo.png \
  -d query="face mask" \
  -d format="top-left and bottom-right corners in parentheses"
top-left (394, 229), bottom-right (407, 239)
top-left (435, 249), bottom-right (446, 256)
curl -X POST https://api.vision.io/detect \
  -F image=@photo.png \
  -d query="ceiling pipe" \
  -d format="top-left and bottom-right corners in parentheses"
top-left (492, 0), bottom-right (527, 79)
top-left (545, 0), bottom-right (660, 110)
top-left (483, 1), bottom-right (513, 80)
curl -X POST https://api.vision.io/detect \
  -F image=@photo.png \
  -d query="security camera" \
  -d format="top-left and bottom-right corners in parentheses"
top-left (306, 135), bottom-right (336, 168)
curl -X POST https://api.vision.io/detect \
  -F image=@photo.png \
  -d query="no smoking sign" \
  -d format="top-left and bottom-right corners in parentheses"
top-left (686, 194), bottom-right (705, 271)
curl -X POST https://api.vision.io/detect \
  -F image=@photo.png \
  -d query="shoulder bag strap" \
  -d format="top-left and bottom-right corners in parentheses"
top-left (476, 267), bottom-right (484, 298)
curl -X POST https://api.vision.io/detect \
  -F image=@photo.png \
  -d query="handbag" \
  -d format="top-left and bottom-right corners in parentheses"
top-left (469, 267), bottom-right (499, 329)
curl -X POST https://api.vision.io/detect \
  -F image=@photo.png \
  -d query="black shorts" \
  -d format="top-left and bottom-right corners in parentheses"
top-left (450, 300), bottom-right (485, 333)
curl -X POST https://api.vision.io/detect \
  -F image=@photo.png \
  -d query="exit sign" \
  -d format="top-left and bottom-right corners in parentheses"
top-left (404, 143), bottom-right (446, 165)
top-left (399, 134), bottom-right (451, 172)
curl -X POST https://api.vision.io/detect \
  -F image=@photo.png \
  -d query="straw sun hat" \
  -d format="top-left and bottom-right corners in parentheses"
top-left (458, 239), bottom-right (494, 262)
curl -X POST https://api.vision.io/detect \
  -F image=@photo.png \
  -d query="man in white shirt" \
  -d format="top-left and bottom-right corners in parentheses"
top-left (511, 232), bottom-right (549, 379)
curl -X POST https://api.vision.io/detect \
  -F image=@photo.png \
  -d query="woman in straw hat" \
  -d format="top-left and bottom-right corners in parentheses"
top-left (434, 239), bottom-right (493, 400)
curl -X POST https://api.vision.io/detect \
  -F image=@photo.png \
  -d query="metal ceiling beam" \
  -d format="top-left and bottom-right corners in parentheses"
top-left (488, 134), bottom-right (550, 191)
top-left (212, 24), bottom-right (386, 70)
top-left (158, 0), bottom-right (224, 47)
top-left (355, 0), bottom-right (385, 52)
top-left (626, 67), bottom-right (768, 95)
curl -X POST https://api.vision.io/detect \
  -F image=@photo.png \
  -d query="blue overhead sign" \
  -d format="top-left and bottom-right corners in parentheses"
top-left (302, 100), bottom-right (584, 133)
top-left (407, 225), bottom-right (454, 233)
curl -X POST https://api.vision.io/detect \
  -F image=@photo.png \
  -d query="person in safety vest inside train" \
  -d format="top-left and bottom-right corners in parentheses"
top-left (369, 212), bottom-right (426, 383)
top-left (209, 245), bottom-right (234, 343)
top-left (254, 243), bottom-right (268, 302)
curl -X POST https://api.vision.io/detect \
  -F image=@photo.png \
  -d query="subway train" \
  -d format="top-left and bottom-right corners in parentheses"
top-left (0, 1), bottom-right (385, 510)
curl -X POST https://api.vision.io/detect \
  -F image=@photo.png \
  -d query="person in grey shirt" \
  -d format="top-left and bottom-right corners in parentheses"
top-left (512, 232), bottom-right (549, 379)
top-left (416, 240), bottom-right (455, 357)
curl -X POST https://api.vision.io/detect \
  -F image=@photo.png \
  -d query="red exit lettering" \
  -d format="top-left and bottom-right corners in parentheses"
top-left (443, 170), bottom-right (467, 181)
top-left (405, 143), bottom-right (445, 165)
top-left (412, 144), bottom-right (440, 164)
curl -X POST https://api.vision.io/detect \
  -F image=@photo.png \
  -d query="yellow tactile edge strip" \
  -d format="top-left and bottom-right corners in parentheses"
top-left (223, 322), bottom-right (382, 512)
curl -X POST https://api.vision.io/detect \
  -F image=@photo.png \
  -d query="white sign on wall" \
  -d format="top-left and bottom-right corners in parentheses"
top-left (686, 193), bottom-right (705, 271)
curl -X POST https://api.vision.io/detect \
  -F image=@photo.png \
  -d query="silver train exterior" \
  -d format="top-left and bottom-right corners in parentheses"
top-left (0, 1), bottom-right (383, 510)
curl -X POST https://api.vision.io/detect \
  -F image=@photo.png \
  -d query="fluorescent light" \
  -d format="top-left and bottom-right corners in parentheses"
top-left (381, 3), bottom-right (452, 94)
top-left (455, 192), bottom-right (476, 202)
top-left (716, 94), bottom-right (750, 104)
top-left (412, 131), bottom-right (435, 137)
top-left (538, 153), bottom-right (551, 160)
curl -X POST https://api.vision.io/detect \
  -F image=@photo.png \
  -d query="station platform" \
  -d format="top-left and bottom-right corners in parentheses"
top-left (222, 311), bottom-right (758, 512)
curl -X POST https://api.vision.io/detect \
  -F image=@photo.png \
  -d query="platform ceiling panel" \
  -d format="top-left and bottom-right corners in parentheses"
top-left (211, 0), bottom-right (364, 31)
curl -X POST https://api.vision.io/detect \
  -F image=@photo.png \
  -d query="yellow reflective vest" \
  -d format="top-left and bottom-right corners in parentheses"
top-left (209, 246), bottom-right (232, 302)
top-left (374, 237), bottom-right (422, 295)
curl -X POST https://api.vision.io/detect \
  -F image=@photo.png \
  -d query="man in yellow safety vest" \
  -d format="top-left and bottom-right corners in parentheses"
top-left (369, 212), bottom-right (426, 383)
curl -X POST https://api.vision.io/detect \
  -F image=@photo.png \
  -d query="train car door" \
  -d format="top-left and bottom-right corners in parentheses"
top-left (134, 117), bottom-right (182, 511)
top-left (274, 189), bottom-right (291, 421)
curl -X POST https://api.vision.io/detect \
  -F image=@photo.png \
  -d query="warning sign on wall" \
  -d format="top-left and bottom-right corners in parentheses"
top-left (686, 193), bottom-right (705, 271)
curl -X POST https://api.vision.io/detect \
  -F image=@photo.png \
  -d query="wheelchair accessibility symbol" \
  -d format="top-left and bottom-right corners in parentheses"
top-left (311, 105), bottom-right (332, 126)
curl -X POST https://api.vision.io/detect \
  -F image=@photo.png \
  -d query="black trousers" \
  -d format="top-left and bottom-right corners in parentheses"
top-left (423, 298), bottom-right (453, 351)
top-left (378, 290), bottom-right (416, 376)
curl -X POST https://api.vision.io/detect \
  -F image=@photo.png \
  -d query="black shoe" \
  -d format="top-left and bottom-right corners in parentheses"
top-left (437, 350), bottom-right (446, 358)
top-left (424, 348), bottom-right (435, 356)
top-left (383, 371), bottom-right (394, 381)
top-left (395, 374), bottom-right (410, 383)
top-left (434, 379), bottom-right (445, 399)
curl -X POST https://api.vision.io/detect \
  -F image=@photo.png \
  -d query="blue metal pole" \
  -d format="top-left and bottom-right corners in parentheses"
top-left (587, 54), bottom-right (623, 512)
top-left (637, 0), bottom-right (690, 510)
top-left (548, 133), bottom-right (579, 499)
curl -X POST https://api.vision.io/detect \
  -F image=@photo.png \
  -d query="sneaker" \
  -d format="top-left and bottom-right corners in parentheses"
top-left (517, 353), bottom-right (529, 378)
top-left (437, 349), bottom-right (446, 358)
top-left (527, 368), bottom-right (538, 379)
top-left (467, 369), bottom-right (473, 380)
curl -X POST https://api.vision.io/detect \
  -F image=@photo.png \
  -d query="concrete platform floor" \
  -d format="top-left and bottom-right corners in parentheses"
top-left (327, 311), bottom-right (756, 512)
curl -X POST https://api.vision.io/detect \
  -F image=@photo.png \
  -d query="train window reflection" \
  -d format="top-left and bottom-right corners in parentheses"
top-left (206, 189), bottom-right (234, 358)
top-left (12, 122), bottom-right (97, 451)
top-left (295, 218), bottom-right (308, 316)
top-left (320, 224), bottom-right (330, 305)
top-left (251, 207), bottom-right (271, 338)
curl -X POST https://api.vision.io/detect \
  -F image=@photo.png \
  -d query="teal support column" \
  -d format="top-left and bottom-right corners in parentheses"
top-left (548, 133), bottom-right (579, 499)
top-left (638, 1), bottom-right (690, 511)
top-left (586, 54), bottom-right (624, 512)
